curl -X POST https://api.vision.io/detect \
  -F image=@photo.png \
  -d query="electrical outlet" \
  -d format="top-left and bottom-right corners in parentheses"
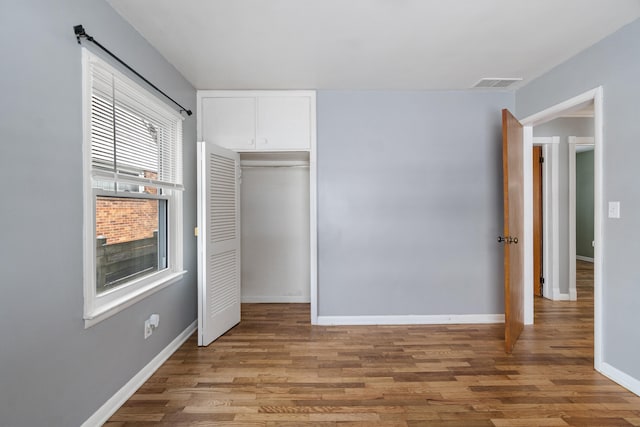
top-left (144, 314), bottom-right (160, 339)
top-left (144, 319), bottom-right (153, 339)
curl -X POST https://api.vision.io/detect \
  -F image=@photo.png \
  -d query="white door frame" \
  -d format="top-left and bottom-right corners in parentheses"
top-left (569, 137), bottom-right (595, 302)
top-left (309, 120), bottom-right (318, 324)
top-left (520, 87), bottom-right (604, 370)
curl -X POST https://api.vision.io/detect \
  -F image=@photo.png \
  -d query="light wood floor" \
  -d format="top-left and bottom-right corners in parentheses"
top-left (107, 261), bottom-right (640, 426)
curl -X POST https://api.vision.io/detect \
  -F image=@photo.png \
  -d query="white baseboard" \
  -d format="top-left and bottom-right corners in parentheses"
top-left (552, 290), bottom-right (571, 301)
top-left (569, 288), bottom-right (578, 301)
top-left (81, 320), bottom-right (197, 427)
top-left (241, 296), bottom-right (310, 303)
top-left (599, 362), bottom-right (640, 397)
top-left (576, 255), bottom-right (594, 263)
top-left (316, 314), bottom-right (504, 326)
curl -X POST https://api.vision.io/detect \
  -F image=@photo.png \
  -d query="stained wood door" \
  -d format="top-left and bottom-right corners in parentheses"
top-left (197, 141), bottom-right (241, 346)
top-left (502, 109), bottom-right (525, 354)
top-left (533, 146), bottom-right (543, 297)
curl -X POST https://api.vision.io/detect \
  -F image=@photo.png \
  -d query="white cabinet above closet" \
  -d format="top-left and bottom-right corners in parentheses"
top-left (197, 90), bottom-right (316, 152)
top-left (200, 97), bottom-right (255, 151)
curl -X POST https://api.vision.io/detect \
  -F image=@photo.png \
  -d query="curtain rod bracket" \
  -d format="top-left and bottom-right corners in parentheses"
top-left (74, 25), bottom-right (95, 45)
top-left (73, 24), bottom-right (193, 117)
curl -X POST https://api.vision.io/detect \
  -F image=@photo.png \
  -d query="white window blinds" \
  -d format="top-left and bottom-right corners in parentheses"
top-left (87, 53), bottom-right (183, 190)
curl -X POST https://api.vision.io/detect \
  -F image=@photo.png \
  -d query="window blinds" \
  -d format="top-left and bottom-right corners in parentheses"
top-left (88, 53), bottom-right (183, 191)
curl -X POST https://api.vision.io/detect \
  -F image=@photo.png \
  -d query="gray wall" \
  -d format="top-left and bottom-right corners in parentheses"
top-left (517, 18), bottom-right (640, 382)
top-left (576, 150), bottom-right (595, 258)
top-left (0, 1), bottom-right (197, 426)
top-left (317, 90), bottom-right (514, 316)
top-left (533, 118), bottom-right (594, 293)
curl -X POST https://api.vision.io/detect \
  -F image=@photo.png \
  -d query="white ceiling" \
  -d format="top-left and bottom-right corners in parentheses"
top-left (107, 0), bottom-right (640, 90)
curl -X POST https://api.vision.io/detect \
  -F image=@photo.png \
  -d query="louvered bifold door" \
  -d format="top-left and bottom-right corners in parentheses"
top-left (197, 142), bottom-right (241, 346)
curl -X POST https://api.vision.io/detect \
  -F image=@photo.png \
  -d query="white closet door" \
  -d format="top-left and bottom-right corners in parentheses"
top-left (197, 142), bottom-right (241, 346)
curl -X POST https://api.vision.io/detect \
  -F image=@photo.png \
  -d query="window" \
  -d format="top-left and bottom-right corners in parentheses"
top-left (82, 49), bottom-right (185, 327)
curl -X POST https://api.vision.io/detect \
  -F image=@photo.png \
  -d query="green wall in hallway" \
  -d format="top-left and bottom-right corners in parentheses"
top-left (576, 150), bottom-right (594, 259)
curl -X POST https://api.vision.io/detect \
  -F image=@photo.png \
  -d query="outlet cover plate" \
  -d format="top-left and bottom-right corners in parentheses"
top-left (144, 319), bottom-right (152, 339)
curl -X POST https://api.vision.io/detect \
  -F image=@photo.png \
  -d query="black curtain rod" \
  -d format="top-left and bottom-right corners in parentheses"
top-left (74, 25), bottom-right (192, 116)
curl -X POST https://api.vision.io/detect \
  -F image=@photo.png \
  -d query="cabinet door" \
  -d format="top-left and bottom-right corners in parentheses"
top-left (201, 97), bottom-right (256, 150)
top-left (257, 96), bottom-right (311, 150)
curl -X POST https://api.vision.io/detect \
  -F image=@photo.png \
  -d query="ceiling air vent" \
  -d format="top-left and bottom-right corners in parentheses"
top-left (473, 78), bottom-right (523, 89)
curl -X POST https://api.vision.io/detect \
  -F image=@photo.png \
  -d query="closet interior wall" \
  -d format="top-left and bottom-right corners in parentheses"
top-left (240, 152), bottom-right (310, 303)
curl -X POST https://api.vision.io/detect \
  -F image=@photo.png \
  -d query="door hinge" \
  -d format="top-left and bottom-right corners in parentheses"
top-left (539, 156), bottom-right (545, 163)
top-left (540, 276), bottom-right (545, 284)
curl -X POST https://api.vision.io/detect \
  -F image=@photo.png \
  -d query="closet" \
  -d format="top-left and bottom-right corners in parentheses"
top-left (240, 151), bottom-right (310, 302)
top-left (196, 90), bottom-right (316, 345)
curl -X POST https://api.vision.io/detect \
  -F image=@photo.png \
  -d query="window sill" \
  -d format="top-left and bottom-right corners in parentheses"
top-left (84, 270), bottom-right (187, 328)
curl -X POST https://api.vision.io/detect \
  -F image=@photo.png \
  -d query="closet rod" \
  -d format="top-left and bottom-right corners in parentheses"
top-left (240, 164), bottom-right (310, 169)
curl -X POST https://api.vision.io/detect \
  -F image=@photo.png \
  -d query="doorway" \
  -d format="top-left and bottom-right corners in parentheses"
top-left (532, 126), bottom-right (594, 303)
top-left (532, 145), bottom-right (543, 298)
top-left (196, 145), bottom-right (318, 346)
top-left (520, 87), bottom-right (604, 369)
top-left (531, 137), bottom-right (561, 301)
top-left (239, 152), bottom-right (311, 304)
top-left (569, 138), bottom-right (595, 301)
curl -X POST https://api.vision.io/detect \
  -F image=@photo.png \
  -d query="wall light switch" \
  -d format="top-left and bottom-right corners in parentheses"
top-left (608, 201), bottom-right (620, 219)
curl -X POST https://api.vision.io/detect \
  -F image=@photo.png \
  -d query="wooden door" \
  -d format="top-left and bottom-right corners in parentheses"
top-left (502, 109), bottom-right (525, 354)
top-left (197, 142), bottom-right (242, 346)
top-left (533, 146), bottom-right (543, 297)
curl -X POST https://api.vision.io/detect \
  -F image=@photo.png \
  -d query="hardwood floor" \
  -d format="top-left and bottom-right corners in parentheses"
top-left (107, 262), bottom-right (640, 426)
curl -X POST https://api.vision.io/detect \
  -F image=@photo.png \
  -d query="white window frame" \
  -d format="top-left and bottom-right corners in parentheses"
top-left (82, 48), bottom-right (185, 328)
